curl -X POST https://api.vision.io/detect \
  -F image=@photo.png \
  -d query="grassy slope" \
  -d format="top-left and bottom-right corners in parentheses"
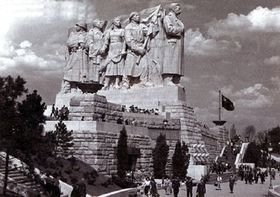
top-left (32, 156), bottom-right (121, 196)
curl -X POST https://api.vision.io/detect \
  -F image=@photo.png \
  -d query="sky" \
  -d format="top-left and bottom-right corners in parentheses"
top-left (0, 0), bottom-right (279, 133)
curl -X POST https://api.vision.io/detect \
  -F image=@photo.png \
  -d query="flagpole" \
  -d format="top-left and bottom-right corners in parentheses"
top-left (213, 90), bottom-right (226, 126)
top-left (219, 90), bottom-right (221, 121)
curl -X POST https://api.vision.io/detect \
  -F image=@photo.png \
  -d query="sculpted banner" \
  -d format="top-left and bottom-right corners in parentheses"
top-left (61, 3), bottom-right (184, 93)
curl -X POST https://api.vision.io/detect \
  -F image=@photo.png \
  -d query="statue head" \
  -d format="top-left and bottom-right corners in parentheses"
top-left (92, 19), bottom-right (106, 30)
top-left (129, 12), bottom-right (140, 23)
top-left (75, 22), bottom-right (87, 32)
top-left (169, 3), bottom-right (182, 15)
top-left (113, 17), bottom-right (122, 28)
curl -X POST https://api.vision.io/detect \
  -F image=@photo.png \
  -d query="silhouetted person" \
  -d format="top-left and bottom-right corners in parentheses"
top-left (150, 177), bottom-right (158, 197)
top-left (229, 175), bottom-right (235, 193)
top-left (196, 179), bottom-right (206, 197)
top-left (172, 176), bottom-right (180, 197)
top-left (50, 104), bottom-right (55, 117)
top-left (186, 176), bottom-right (193, 197)
top-left (78, 178), bottom-right (87, 197)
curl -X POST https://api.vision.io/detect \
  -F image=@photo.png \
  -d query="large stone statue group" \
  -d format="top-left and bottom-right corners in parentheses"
top-left (62, 3), bottom-right (184, 93)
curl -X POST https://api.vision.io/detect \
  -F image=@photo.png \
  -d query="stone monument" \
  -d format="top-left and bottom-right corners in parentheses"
top-left (51, 3), bottom-right (227, 178)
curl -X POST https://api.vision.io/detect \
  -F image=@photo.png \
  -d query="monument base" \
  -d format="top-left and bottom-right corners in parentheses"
top-left (97, 85), bottom-right (186, 109)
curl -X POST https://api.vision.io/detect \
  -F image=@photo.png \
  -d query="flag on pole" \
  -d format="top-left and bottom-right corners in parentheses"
top-left (222, 95), bottom-right (234, 111)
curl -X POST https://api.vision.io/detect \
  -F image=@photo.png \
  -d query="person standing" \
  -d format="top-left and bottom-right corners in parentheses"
top-left (78, 178), bottom-right (87, 197)
top-left (143, 177), bottom-right (150, 197)
top-left (229, 175), bottom-right (236, 193)
top-left (165, 177), bottom-right (172, 195)
top-left (217, 175), bottom-right (222, 190)
top-left (185, 176), bottom-right (193, 197)
top-left (150, 177), bottom-right (158, 197)
top-left (172, 176), bottom-right (180, 197)
top-left (196, 179), bottom-right (206, 197)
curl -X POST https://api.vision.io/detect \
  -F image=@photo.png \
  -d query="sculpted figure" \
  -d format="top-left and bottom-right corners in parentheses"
top-left (101, 17), bottom-right (126, 90)
top-left (86, 19), bottom-right (106, 83)
top-left (163, 3), bottom-right (184, 86)
top-left (62, 22), bottom-right (87, 93)
top-left (124, 12), bottom-right (149, 88)
top-left (144, 7), bottom-right (164, 86)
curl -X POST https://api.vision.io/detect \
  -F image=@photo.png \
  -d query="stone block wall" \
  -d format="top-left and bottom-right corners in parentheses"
top-left (165, 103), bottom-right (203, 144)
top-left (164, 103), bottom-right (225, 165)
top-left (45, 121), bottom-right (180, 176)
top-left (69, 94), bottom-right (123, 121)
top-left (73, 130), bottom-right (153, 175)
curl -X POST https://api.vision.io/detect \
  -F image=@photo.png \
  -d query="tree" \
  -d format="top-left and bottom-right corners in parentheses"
top-left (243, 125), bottom-right (256, 142)
top-left (229, 124), bottom-right (237, 140)
top-left (16, 90), bottom-right (46, 156)
top-left (153, 134), bottom-right (169, 178)
top-left (255, 131), bottom-right (266, 146)
top-left (181, 141), bottom-right (189, 177)
top-left (268, 126), bottom-right (280, 153)
top-left (52, 120), bottom-right (74, 157)
top-left (0, 76), bottom-right (27, 195)
top-left (117, 126), bottom-right (128, 178)
top-left (243, 142), bottom-right (261, 166)
top-left (172, 140), bottom-right (185, 179)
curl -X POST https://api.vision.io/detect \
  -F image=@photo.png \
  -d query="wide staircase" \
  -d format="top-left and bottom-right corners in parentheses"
top-left (207, 144), bottom-right (240, 184)
top-left (0, 154), bottom-right (43, 196)
top-left (218, 145), bottom-right (238, 170)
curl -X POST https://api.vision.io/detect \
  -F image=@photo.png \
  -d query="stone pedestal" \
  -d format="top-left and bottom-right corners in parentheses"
top-left (98, 86), bottom-right (186, 109)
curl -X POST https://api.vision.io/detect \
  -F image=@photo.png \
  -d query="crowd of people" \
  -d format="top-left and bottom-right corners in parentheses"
top-left (211, 161), bottom-right (232, 174)
top-left (50, 104), bottom-right (70, 121)
top-left (122, 105), bottom-right (159, 115)
top-left (140, 176), bottom-right (206, 197)
top-left (237, 165), bottom-right (269, 184)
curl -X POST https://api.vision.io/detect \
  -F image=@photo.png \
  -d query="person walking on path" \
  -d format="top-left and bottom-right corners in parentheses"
top-left (150, 177), bottom-right (159, 197)
top-left (185, 176), bottom-right (193, 197)
top-left (229, 174), bottom-right (236, 193)
top-left (196, 179), bottom-right (206, 197)
top-left (143, 177), bottom-right (151, 197)
top-left (172, 176), bottom-right (180, 197)
top-left (217, 175), bottom-right (222, 190)
top-left (165, 177), bottom-right (172, 195)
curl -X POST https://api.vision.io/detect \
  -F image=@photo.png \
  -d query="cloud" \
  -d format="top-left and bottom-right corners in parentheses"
top-left (19, 40), bottom-right (32, 49)
top-left (0, 40), bottom-right (62, 73)
top-left (208, 6), bottom-right (280, 38)
top-left (271, 76), bottom-right (280, 91)
top-left (234, 84), bottom-right (273, 108)
top-left (264, 56), bottom-right (280, 66)
top-left (185, 29), bottom-right (241, 57)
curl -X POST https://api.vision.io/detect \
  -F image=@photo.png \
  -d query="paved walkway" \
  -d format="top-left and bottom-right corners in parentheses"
top-left (156, 174), bottom-right (280, 197)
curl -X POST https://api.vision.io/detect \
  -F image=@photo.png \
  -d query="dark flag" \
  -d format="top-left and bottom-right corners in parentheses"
top-left (222, 95), bottom-right (234, 111)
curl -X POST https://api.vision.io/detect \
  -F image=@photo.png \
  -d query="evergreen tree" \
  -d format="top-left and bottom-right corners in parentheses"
top-left (243, 125), bottom-right (256, 142)
top-left (153, 134), bottom-right (169, 178)
top-left (117, 126), bottom-right (128, 178)
top-left (268, 126), bottom-right (280, 153)
top-left (17, 90), bottom-right (46, 155)
top-left (172, 140), bottom-right (183, 178)
top-left (0, 76), bottom-right (27, 195)
top-left (229, 124), bottom-right (237, 140)
top-left (243, 142), bottom-right (261, 166)
top-left (181, 141), bottom-right (189, 178)
top-left (53, 120), bottom-right (74, 157)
